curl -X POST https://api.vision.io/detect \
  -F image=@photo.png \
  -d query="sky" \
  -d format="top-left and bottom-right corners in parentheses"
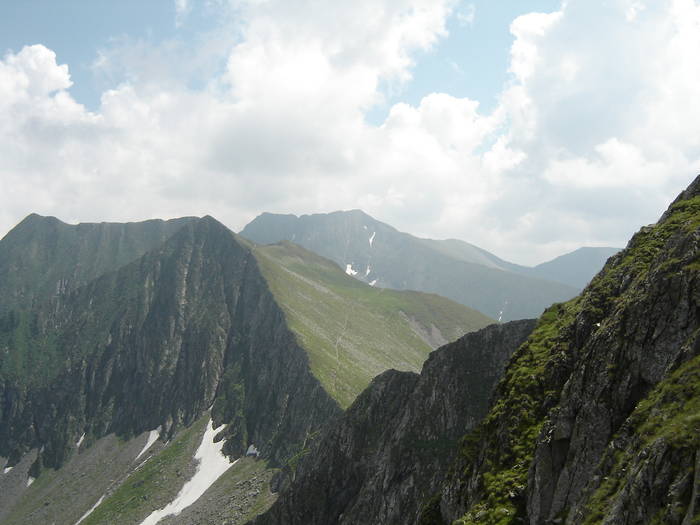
top-left (0, 0), bottom-right (698, 265)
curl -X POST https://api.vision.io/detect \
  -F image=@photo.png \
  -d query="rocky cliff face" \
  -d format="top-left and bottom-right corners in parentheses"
top-left (0, 214), bottom-right (196, 315)
top-left (254, 320), bottom-right (535, 525)
top-left (0, 216), bottom-right (340, 475)
top-left (436, 175), bottom-right (700, 524)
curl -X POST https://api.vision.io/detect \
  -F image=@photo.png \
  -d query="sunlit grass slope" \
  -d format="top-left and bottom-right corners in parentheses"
top-left (253, 241), bottom-right (494, 408)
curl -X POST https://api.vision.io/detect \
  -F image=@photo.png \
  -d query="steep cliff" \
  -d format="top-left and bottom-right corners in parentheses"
top-left (0, 216), bottom-right (340, 476)
top-left (0, 214), bottom-right (196, 316)
top-left (254, 320), bottom-right (535, 525)
top-left (437, 175), bottom-right (700, 524)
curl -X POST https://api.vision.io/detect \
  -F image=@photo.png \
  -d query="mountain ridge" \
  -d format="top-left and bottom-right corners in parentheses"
top-left (439, 174), bottom-right (700, 523)
top-left (240, 210), bottom-right (614, 320)
top-left (0, 212), bottom-right (491, 525)
top-left (250, 175), bottom-right (700, 525)
top-left (253, 319), bottom-right (536, 525)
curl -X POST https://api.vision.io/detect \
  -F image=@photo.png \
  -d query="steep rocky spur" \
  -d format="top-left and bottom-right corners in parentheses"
top-left (254, 320), bottom-right (535, 525)
top-left (438, 175), bottom-right (700, 524)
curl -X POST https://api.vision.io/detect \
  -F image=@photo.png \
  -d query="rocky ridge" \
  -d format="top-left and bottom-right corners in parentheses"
top-left (0, 216), bottom-right (340, 476)
top-left (436, 175), bottom-right (700, 524)
top-left (0, 214), bottom-right (196, 316)
top-left (253, 320), bottom-right (536, 525)
top-left (0, 212), bottom-right (491, 524)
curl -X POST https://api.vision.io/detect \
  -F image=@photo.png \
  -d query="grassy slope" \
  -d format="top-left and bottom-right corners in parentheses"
top-left (253, 241), bottom-right (494, 408)
top-left (158, 457), bottom-right (278, 525)
top-left (0, 433), bottom-right (157, 525)
top-left (82, 414), bottom-right (277, 525)
top-left (1, 416), bottom-right (278, 525)
top-left (454, 194), bottom-right (700, 524)
top-left (81, 416), bottom-right (209, 525)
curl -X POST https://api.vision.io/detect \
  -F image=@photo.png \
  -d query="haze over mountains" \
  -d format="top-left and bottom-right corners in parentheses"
top-left (241, 210), bottom-right (619, 321)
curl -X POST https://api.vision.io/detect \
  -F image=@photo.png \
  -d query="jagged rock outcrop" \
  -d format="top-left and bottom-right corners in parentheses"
top-left (436, 175), bottom-right (700, 524)
top-left (0, 216), bottom-right (340, 474)
top-left (254, 320), bottom-right (535, 525)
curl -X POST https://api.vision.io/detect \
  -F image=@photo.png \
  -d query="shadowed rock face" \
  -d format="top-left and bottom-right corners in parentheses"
top-left (0, 216), bottom-right (340, 474)
top-left (253, 175), bottom-right (700, 525)
top-left (254, 319), bottom-right (536, 525)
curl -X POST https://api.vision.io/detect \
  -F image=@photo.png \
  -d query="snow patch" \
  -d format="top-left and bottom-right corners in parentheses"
top-left (363, 225), bottom-right (367, 230)
top-left (246, 444), bottom-right (260, 457)
top-left (365, 265), bottom-right (371, 276)
top-left (3, 466), bottom-right (12, 474)
top-left (369, 232), bottom-right (376, 247)
top-left (369, 279), bottom-right (377, 287)
top-left (74, 494), bottom-right (105, 525)
top-left (76, 433), bottom-right (85, 448)
top-left (27, 476), bottom-right (35, 487)
top-left (139, 419), bottom-right (237, 525)
top-left (497, 299), bottom-right (510, 323)
top-left (135, 428), bottom-right (160, 461)
top-left (345, 263), bottom-right (358, 276)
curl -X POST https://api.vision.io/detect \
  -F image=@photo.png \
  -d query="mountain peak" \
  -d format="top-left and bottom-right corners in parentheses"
top-left (10, 212), bottom-right (66, 232)
top-left (241, 210), bottom-right (580, 320)
top-left (660, 172), bottom-right (700, 222)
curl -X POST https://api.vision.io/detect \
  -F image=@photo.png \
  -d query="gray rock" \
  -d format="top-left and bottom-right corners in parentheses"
top-left (254, 320), bottom-right (535, 525)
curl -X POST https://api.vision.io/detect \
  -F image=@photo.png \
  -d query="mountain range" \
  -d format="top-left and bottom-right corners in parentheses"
top-left (0, 176), bottom-right (697, 525)
top-left (252, 176), bottom-right (700, 524)
top-left (240, 210), bottom-right (619, 321)
top-left (0, 213), bottom-right (489, 524)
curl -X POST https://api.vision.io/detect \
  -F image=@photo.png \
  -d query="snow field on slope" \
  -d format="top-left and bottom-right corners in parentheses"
top-left (139, 418), bottom-right (237, 525)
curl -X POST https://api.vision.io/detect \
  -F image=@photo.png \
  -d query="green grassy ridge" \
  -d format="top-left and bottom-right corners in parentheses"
top-left (240, 210), bottom-right (582, 321)
top-left (582, 353), bottom-right (700, 524)
top-left (253, 241), bottom-right (494, 408)
top-left (453, 193), bottom-right (700, 524)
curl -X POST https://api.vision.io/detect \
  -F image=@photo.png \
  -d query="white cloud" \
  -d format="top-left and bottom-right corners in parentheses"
top-left (625, 1), bottom-right (646, 21)
top-left (486, 0), bottom-right (700, 261)
top-left (175, 0), bottom-right (192, 27)
top-left (0, 0), bottom-right (699, 266)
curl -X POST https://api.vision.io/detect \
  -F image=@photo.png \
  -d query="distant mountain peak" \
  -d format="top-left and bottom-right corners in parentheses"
top-left (241, 210), bottom-right (595, 320)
